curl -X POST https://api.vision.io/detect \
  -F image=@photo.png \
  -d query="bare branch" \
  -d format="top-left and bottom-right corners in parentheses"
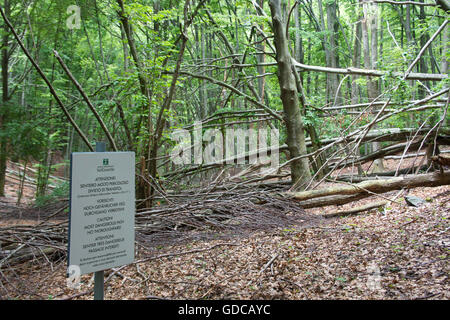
top-left (0, 6), bottom-right (93, 151)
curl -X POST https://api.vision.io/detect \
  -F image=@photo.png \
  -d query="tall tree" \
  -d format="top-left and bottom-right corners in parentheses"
top-left (352, 2), bottom-right (363, 105)
top-left (0, 0), bottom-right (10, 196)
top-left (269, 0), bottom-right (311, 189)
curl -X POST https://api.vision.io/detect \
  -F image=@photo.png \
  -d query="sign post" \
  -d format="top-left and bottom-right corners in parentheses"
top-left (94, 142), bottom-right (106, 300)
top-left (68, 142), bottom-right (135, 300)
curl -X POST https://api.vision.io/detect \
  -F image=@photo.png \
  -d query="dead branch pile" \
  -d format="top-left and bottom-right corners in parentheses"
top-left (0, 183), bottom-right (320, 270)
top-left (0, 222), bottom-right (67, 268)
top-left (135, 187), bottom-right (322, 247)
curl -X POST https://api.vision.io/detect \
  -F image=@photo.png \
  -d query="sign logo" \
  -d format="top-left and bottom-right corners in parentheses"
top-left (103, 159), bottom-right (109, 166)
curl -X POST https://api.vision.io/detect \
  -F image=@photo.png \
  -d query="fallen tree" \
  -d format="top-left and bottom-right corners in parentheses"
top-left (288, 170), bottom-right (450, 208)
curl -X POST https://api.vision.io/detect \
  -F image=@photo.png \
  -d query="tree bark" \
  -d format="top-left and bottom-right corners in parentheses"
top-left (442, 24), bottom-right (449, 74)
top-left (317, 0), bottom-right (341, 106)
top-left (352, 4), bottom-right (363, 105)
top-left (326, 1), bottom-right (342, 106)
top-left (0, 0), bottom-right (9, 197)
top-left (269, 0), bottom-right (311, 189)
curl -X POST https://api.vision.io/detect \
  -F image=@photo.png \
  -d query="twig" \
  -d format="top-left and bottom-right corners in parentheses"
top-left (413, 292), bottom-right (442, 300)
top-left (141, 295), bottom-right (170, 300)
top-left (246, 253), bottom-right (279, 287)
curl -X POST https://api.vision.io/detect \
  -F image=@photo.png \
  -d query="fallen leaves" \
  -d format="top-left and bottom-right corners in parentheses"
top-left (1, 184), bottom-right (449, 300)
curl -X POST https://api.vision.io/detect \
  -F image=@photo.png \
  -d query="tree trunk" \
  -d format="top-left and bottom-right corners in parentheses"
top-left (362, 0), bottom-right (385, 172)
top-left (326, 1), bottom-right (342, 106)
top-left (201, 25), bottom-right (208, 118)
top-left (116, 0), bottom-right (152, 207)
top-left (294, 3), bottom-right (303, 65)
top-left (418, 0), bottom-right (429, 99)
top-left (442, 23), bottom-right (449, 74)
top-left (269, 0), bottom-right (311, 189)
top-left (0, 0), bottom-right (10, 197)
top-left (352, 4), bottom-right (363, 105)
top-left (318, 0), bottom-right (341, 106)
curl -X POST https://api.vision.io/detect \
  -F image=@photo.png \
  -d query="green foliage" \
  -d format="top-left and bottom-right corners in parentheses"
top-left (0, 0), bottom-right (448, 198)
top-left (34, 180), bottom-right (69, 208)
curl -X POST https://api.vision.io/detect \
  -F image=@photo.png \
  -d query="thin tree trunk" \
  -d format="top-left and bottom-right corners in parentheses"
top-left (94, 0), bottom-right (110, 83)
top-left (442, 24), bottom-right (449, 74)
top-left (326, 1), bottom-right (342, 106)
top-left (318, 0), bottom-right (340, 105)
top-left (16, 159), bottom-right (28, 205)
top-left (116, 0), bottom-right (152, 206)
top-left (201, 25), bottom-right (208, 118)
top-left (0, 0), bottom-right (10, 197)
top-left (362, 0), bottom-right (385, 172)
top-left (418, 0), bottom-right (430, 98)
top-left (257, 0), bottom-right (267, 104)
top-left (148, 0), bottom-right (207, 206)
top-left (352, 4), bottom-right (363, 105)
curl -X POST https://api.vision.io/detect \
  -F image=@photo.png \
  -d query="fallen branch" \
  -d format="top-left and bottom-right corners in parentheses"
top-left (2, 247), bottom-right (59, 267)
top-left (246, 253), bottom-right (279, 286)
top-left (333, 165), bottom-right (429, 183)
top-left (292, 61), bottom-right (447, 81)
top-left (322, 201), bottom-right (388, 218)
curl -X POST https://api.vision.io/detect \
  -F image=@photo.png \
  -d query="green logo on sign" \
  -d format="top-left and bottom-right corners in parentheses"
top-left (103, 159), bottom-right (109, 165)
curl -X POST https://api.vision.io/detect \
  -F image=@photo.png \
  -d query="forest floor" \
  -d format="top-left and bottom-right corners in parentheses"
top-left (0, 155), bottom-right (449, 300)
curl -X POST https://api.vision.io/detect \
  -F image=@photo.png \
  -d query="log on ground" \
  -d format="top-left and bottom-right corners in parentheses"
top-left (288, 171), bottom-right (450, 208)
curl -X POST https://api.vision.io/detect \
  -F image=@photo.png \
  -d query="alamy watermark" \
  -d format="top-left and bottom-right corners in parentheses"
top-left (67, 264), bottom-right (81, 290)
top-left (66, 5), bottom-right (81, 30)
top-left (169, 122), bottom-right (280, 171)
top-left (366, 262), bottom-right (382, 292)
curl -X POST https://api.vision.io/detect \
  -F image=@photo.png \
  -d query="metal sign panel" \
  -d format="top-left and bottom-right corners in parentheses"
top-left (68, 152), bottom-right (135, 275)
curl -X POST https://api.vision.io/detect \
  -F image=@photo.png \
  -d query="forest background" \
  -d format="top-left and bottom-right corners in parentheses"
top-left (0, 0), bottom-right (448, 207)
